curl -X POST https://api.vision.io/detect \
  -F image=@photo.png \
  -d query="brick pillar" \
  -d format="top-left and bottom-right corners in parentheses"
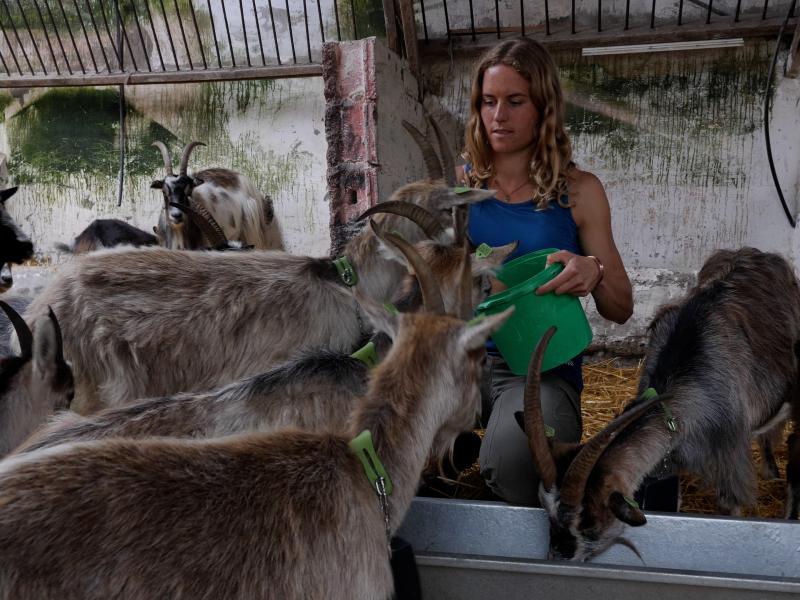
top-left (322, 37), bottom-right (425, 256)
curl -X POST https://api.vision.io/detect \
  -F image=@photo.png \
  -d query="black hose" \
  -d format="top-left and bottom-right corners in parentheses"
top-left (763, 0), bottom-right (798, 227)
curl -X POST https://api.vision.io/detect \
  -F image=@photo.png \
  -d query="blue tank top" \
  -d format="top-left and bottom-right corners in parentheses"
top-left (466, 169), bottom-right (584, 393)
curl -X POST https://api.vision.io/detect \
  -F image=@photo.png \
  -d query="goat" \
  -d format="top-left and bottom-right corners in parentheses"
top-left (520, 247), bottom-right (800, 561)
top-left (0, 186), bottom-right (33, 293)
top-left (151, 141), bottom-right (280, 250)
top-left (0, 264), bottom-right (513, 600)
top-left (21, 124), bottom-right (496, 413)
top-left (0, 301), bottom-right (73, 457)
top-left (55, 219), bottom-right (158, 255)
top-left (18, 223), bottom-right (508, 455)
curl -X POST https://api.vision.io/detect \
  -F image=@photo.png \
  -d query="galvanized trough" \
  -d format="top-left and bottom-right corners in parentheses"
top-left (397, 497), bottom-right (800, 599)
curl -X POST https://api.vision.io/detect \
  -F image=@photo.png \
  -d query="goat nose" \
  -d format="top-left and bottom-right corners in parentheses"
top-left (169, 208), bottom-right (185, 223)
top-left (0, 273), bottom-right (11, 284)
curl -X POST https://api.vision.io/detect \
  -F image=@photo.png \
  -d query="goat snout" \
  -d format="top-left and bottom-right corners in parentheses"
top-left (168, 206), bottom-right (186, 225)
top-left (0, 264), bottom-right (11, 291)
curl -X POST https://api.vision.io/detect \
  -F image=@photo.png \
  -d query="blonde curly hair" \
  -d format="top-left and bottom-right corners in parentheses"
top-left (463, 38), bottom-right (573, 209)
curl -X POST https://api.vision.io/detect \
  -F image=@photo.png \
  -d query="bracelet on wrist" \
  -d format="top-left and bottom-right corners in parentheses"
top-left (587, 255), bottom-right (604, 290)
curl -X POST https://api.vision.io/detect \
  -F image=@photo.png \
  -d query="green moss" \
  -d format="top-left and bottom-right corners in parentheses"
top-left (336, 0), bottom-right (385, 39)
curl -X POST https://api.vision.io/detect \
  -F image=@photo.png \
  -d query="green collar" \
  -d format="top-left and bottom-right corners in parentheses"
top-left (642, 387), bottom-right (677, 432)
top-left (333, 256), bottom-right (358, 287)
top-left (350, 341), bottom-right (378, 368)
top-left (349, 430), bottom-right (393, 495)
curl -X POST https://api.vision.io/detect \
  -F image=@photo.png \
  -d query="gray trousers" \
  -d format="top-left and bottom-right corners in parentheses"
top-left (479, 356), bottom-right (582, 506)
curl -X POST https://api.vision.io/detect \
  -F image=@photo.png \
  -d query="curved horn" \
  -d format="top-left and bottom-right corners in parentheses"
top-left (170, 200), bottom-right (228, 248)
top-left (523, 326), bottom-right (559, 492)
top-left (402, 120), bottom-right (443, 181)
top-left (178, 141), bottom-right (206, 176)
top-left (457, 241), bottom-right (473, 320)
top-left (428, 117), bottom-right (456, 186)
top-left (558, 392), bottom-right (669, 508)
top-left (47, 306), bottom-right (64, 361)
top-left (357, 201), bottom-right (446, 240)
top-left (370, 219), bottom-right (445, 315)
top-left (0, 300), bottom-right (32, 357)
top-left (152, 141), bottom-right (174, 175)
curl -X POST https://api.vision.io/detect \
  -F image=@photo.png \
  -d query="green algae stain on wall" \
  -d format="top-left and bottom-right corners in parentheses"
top-left (559, 43), bottom-right (772, 189)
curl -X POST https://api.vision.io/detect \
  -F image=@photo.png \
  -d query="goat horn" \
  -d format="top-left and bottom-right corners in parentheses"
top-left (47, 306), bottom-right (64, 362)
top-left (558, 392), bottom-right (669, 508)
top-left (357, 201), bottom-right (446, 240)
top-left (369, 219), bottom-right (445, 316)
top-left (522, 326), bottom-right (559, 492)
top-left (0, 300), bottom-right (32, 357)
top-left (402, 120), bottom-right (443, 181)
top-left (457, 240), bottom-right (473, 320)
top-left (428, 117), bottom-right (456, 186)
top-left (170, 200), bottom-right (228, 248)
top-left (152, 141), bottom-right (174, 175)
top-left (178, 141), bottom-right (206, 176)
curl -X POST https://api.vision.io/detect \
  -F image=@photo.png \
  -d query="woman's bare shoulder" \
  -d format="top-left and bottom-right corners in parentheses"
top-left (567, 167), bottom-right (609, 224)
top-left (567, 167), bottom-right (604, 198)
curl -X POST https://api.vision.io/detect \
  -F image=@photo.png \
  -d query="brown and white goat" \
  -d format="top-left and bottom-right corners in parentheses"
top-left (0, 272), bottom-right (512, 600)
top-left (0, 301), bottom-right (73, 457)
top-left (521, 247), bottom-right (800, 561)
top-left (0, 186), bottom-right (33, 293)
top-left (21, 126), bottom-right (498, 412)
top-left (151, 140), bottom-right (280, 250)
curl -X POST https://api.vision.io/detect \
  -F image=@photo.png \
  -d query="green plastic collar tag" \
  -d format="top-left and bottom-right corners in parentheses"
top-left (351, 341), bottom-right (378, 368)
top-left (623, 495), bottom-right (640, 509)
top-left (544, 424), bottom-right (556, 438)
top-left (453, 186), bottom-right (472, 194)
top-left (475, 243), bottom-right (493, 259)
top-left (467, 314), bottom-right (485, 326)
top-left (641, 387), bottom-right (658, 401)
top-left (383, 302), bottom-right (399, 316)
top-left (333, 256), bottom-right (358, 287)
top-left (349, 430), bottom-right (393, 496)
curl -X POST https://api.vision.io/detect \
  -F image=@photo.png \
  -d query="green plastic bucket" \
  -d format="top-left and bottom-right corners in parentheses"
top-left (475, 248), bottom-right (593, 375)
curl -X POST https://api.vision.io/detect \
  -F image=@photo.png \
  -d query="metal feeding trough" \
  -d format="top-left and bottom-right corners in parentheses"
top-left (397, 498), bottom-right (800, 599)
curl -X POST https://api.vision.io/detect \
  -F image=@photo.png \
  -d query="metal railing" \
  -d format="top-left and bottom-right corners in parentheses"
top-left (0, 0), bottom-right (381, 86)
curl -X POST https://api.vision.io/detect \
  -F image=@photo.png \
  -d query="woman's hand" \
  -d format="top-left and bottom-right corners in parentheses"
top-left (535, 250), bottom-right (601, 297)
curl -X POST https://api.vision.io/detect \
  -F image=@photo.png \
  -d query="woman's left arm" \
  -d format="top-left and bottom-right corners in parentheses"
top-left (535, 171), bottom-right (633, 324)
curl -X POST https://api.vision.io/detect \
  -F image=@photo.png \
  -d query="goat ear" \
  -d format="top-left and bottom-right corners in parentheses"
top-left (459, 307), bottom-right (514, 352)
top-left (0, 186), bottom-right (19, 202)
top-left (151, 180), bottom-right (164, 189)
top-left (471, 241), bottom-right (519, 275)
top-left (608, 491), bottom-right (647, 526)
top-left (31, 314), bottom-right (60, 380)
top-left (353, 290), bottom-right (399, 339)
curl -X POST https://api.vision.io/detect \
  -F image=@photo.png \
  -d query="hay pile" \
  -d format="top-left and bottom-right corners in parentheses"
top-left (425, 359), bottom-right (791, 519)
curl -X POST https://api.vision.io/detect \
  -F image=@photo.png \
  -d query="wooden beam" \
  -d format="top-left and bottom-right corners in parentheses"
top-left (419, 16), bottom-right (797, 58)
top-left (0, 65), bottom-right (322, 88)
top-left (397, 0), bottom-right (420, 80)
top-left (788, 17), bottom-right (800, 78)
top-left (382, 0), bottom-right (401, 55)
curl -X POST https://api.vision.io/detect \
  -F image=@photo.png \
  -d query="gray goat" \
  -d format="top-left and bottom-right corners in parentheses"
top-left (21, 126), bottom-right (496, 413)
top-left (0, 271), bottom-right (513, 600)
top-left (151, 140), bottom-right (280, 250)
top-left (521, 247), bottom-right (800, 561)
top-left (0, 301), bottom-right (73, 457)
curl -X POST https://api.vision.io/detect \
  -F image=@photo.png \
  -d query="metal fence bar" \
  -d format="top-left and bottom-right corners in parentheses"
top-left (114, 1), bottom-right (139, 71)
top-left (173, 0), bottom-right (194, 69)
top-left (302, 0), bottom-right (311, 62)
top-left (252, 0), bottom-right (265, 63)
top-left (0, 17), bottom-right (21, 74)
top-left (494, 0), bottom-right (499, 37)
top-left (70, 0), bottom-right (97, 72)
top-left (625, 0), bottom-right (630, 29)
top-left (520, 0), bottom-right (524, 36)
top-left (332, 0), bottom-right (341, 40)
top-left (761, 0), bottom-right (769, 18)
top-left (315, 0), bottom-right (325, 44)
top-left (420, 0), bottom-right (428, 42)
top-left (238, 0), bottom-right (250, 66)
top-left (97, 0), bottom-right (119, 66)
top-left (206, 0), bottom-right (222, 67)
top-left (158, 0), bottom-right (180, 69)
top-left (188, 0), bottom-right (208, 68)
top-left (142, 0), bottom-right (166, 70)
top-left (84, 0), bottom-right (110, 72)
top-left (467, 0), bottom-right (476, 39)
top-left (267, 0), bottom-right (281, 64)
top-left (598, 0), bottom-right (602, 31)
top-left (285, 0), bottom-right (296, 62)
top-left (706, 0), bottom-right (713, 22)
top-left (572, 0), bottom-right (576, 33)
top-left (544, 0), bottom-right (550, 35)
top-left (734, 0), bottom-right (742, 20)
top-left (0, 44), bottom-right (9, 74)
top-left (220, 0), bottom-right (235, 66)
top-left (56, 0), bottom-right (86, 73)
top-left (3, 1), bottom-right (35, 74)
top-left (125, 0), bottom-right (152, 71)
top-left (442, 0), bottom-right (450, 39)
top-left (17, 0), bottom-right (48, 73)
top-left (348, 0), bottom-right (357, 38)
top-left (678, 0), bottom-right (684, 24)
top-left (42, 0), bottom-right (72, 73)
top-left (32, 0), bottom-right (58, 74)
top-left (650, 0), bottom-right (656, 28)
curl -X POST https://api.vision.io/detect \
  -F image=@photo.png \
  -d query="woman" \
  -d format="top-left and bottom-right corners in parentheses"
top-left (458, 38), bottom-right (633, 505)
